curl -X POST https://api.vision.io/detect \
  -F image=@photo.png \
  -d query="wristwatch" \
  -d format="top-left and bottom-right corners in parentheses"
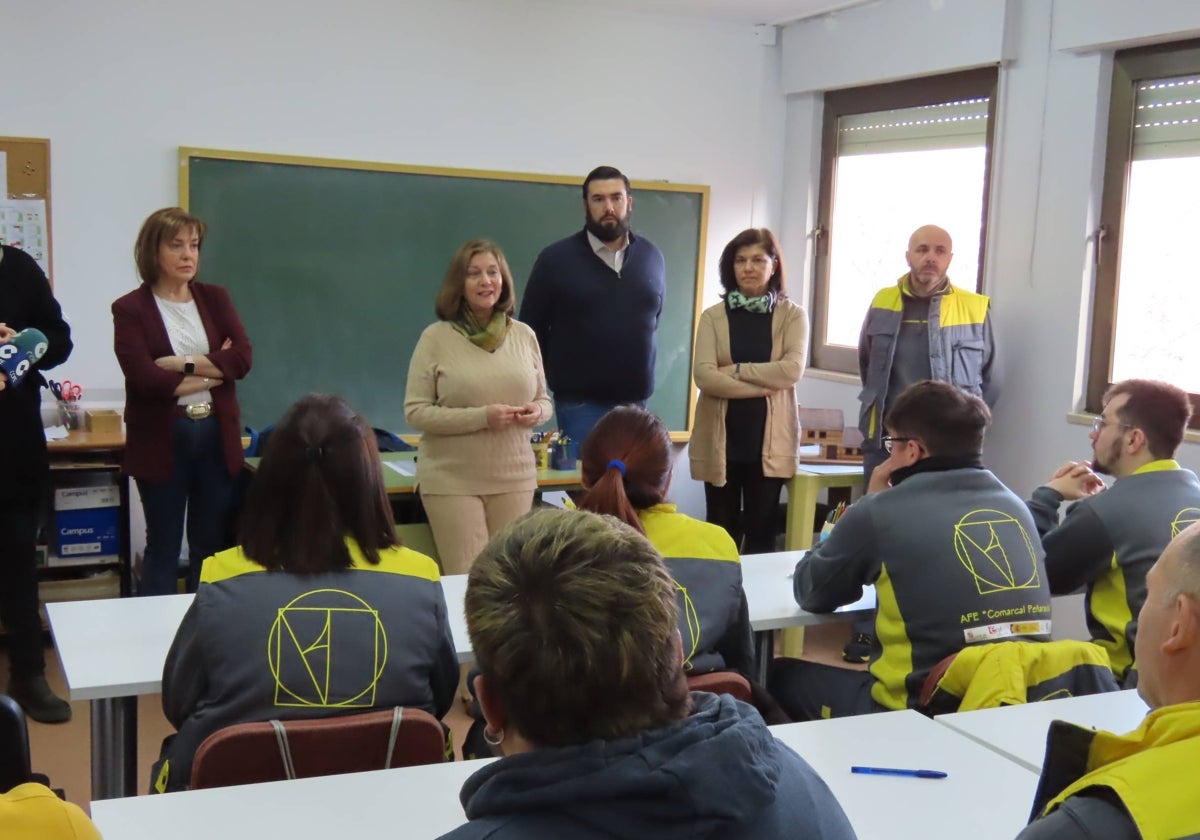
top-left (183, 355), bottom-right (195, 375)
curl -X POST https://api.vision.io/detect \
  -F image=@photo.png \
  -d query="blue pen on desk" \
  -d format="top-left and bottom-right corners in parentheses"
top-left (851, 766), bottom-right (948, 779)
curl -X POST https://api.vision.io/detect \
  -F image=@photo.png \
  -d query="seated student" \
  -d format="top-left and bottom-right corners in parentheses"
top-left (0, 783), bottom-right (101, 839)
top-left (1018, 522), bottom-right (1200, 840)
top-left (151, 394), bottom-right (457, 793)
top-left (770, 380), bottom-right (1053, 720)
top-left (441, 509), bottom-right (856, 840)
top-left (578, 405), bottom-right (754, 676)
top-left (1025, 378), bottom-right (1200, 685)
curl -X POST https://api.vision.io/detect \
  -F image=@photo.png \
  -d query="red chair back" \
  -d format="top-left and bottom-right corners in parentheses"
top-left (190, 707), bottom-right (446, 790)
top-left (686, 671), bottom-right (754, 703)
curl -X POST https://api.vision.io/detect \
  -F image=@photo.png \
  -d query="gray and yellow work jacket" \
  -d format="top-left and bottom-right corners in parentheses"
top-left (152, 539), bottom-right (458, 792)
top-left (857, 275), bottom-right (998, 447)
top-left (795, 461), bottom-right (1052, 711)
top-left (641, 505), bottom-right (754, 676)
top-left (1027, 460), bottom-right (1200, 684)
top-left (1021, 701), bottom-right (1200, 840)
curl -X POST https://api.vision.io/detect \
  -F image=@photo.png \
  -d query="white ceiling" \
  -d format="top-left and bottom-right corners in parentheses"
top-left (540, 0), bottom-right (875, 27)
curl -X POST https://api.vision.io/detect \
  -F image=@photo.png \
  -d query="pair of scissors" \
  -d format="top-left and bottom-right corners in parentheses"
top-left (50, 379), bottom-right (82, 403)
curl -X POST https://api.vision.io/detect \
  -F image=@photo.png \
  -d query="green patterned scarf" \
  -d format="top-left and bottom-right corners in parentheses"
top-left (726, 290), bottom-right (776, 313)
top-left (453, 308), bottom-right (510, 352)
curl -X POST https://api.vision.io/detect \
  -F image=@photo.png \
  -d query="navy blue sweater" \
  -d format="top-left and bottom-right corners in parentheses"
top-left (519, 229), bottom-right (665, 404)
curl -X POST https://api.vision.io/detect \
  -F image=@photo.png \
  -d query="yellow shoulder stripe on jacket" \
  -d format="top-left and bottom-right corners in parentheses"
top-left (869, 281), bottom-right (906, 312)
top-left (937, 287), bottom-right (991, 328)
top-left (200, 538), bottom-right (441, 584)
top-left (640, 505), bottom-right (740, 562)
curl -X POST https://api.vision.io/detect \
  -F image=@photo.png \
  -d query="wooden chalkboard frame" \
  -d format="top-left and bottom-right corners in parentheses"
top-left (179, 147), bottom-right (709, 440)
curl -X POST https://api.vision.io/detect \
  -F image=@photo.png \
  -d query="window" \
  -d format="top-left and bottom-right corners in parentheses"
top-left (1092, 40), bottom-right (1200, 424)
top-left (810, 68), bottom-right (998, 374)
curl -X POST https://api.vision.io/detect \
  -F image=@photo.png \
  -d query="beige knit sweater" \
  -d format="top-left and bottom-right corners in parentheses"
top-left (404, 319), bottom-right (552, 496)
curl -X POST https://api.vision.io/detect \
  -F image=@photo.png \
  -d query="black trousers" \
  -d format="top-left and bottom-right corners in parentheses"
top-left (768, 658), bottom-right (885, 721)
top-left (0, 495), bottom-right (46, 680)
top-left (704, 461), bottom-right (785, 555)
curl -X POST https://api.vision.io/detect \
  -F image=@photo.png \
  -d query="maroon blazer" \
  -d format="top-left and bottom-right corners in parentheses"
top-left (112, 282), bottom-right (252, 482)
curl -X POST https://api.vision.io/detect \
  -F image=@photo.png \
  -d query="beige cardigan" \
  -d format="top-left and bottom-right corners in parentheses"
top-left (689, 298), bottom-right (808, 485)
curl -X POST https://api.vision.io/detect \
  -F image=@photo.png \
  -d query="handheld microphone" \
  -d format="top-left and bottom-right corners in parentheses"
top-left (0, 327), bottom-right (49, 388)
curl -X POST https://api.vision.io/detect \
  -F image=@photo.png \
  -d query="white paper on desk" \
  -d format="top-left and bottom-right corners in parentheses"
top-left (0, 198), bottom-right (49, 275)
top-left (384, 460), bottom-right (417, 477)
top-left (0, 152), bottom-right (7, 197)
top-left (44, 425), bottom-right (69, 441)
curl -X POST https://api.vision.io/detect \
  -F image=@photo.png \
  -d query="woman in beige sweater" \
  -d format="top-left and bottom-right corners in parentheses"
top-left (689, 228), bottom-right (808, 554)
top-left (405, 239), bottom-right (552, 575)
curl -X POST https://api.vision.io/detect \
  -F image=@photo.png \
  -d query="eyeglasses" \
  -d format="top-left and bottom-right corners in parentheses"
top-left (733, 255), bottom-right (773, 268)
top-left (1091, 416), bottom-right (1133, 434)
top-left (881, 435), bottom-right (916, 454)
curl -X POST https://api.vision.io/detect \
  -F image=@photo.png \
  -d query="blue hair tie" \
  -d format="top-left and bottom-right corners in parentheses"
top-left (606, 459), bottom-right (627, 477)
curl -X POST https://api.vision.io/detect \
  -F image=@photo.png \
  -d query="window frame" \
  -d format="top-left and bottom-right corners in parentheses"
top-left (810, 66), bottom-right (999, 374)
top-left (1090, 39), bottom-right (1200, 426)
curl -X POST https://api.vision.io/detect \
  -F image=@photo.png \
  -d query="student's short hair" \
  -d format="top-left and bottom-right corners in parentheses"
top-left (238, 394), bottom-right (397, 573)
top-left (577, 406), bottom-right (672, 535)
top-left (884, 380), bottom-right (991, 457)
top-left (134, 207), bottom-right (206, 286)
top-left (582, 165), bottom-right (631, 200)
top-left (1104, 379), bottom-right (1193, 460)
top-left (717, 227), bottom-right (787, 297)
top-left (465, 509), bottom-right (689, 747)
top-left (433, 239), bottom-right (516, 321)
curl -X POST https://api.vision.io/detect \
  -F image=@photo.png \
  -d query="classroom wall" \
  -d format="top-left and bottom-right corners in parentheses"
top-left (3, 0), bottom-right (789, 524)
top-left (780, 0), bottom-right (1200, 501)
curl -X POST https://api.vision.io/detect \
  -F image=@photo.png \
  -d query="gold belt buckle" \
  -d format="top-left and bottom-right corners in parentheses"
top-left (185, 402), bottom-right (213, 420)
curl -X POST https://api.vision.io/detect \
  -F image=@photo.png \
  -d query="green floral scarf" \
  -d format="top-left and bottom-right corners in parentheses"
top-left (726, 290), bottom-right (776, 313)
top-left (452, 308), bottom-right (510, 352)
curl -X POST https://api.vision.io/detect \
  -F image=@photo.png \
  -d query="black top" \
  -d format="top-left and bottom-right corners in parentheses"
top-left (724, 303), bottom-right (773, 464)
top-left (886, 293), bottom-right (933, 411)
top-left (0, 245), bottom-right (72, 499)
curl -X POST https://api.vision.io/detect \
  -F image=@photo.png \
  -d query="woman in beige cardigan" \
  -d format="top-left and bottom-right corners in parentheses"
top-left (405, 239), bottom-right (552, 575)
top-left (690, 228), bottom-right (807, 554)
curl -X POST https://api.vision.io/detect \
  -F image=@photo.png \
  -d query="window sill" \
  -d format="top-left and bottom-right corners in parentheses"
top-left (804, 368), bottom-right (861, 386)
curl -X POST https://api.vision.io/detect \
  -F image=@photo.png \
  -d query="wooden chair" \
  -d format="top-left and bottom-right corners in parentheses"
top-left (190, 707), bottom-right (446, 790)
top-left (686, 671), bottom-right (754, 704)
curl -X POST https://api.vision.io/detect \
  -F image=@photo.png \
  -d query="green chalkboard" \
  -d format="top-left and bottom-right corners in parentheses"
top-left (181, 149), bottom-right (707, 437)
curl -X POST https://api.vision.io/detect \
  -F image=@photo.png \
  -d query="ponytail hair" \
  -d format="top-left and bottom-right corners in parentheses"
top-left (578, 406), bottom-right (672, 535)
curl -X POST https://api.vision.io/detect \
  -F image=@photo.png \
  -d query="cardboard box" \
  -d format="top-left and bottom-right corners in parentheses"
top-left (85, 409), bottom-right (122, 434)
top-left (54, 484), bottom-right (120, 559)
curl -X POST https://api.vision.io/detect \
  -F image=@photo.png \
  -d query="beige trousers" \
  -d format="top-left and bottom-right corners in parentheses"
top-left (421, 490), bottom-right (535, 575)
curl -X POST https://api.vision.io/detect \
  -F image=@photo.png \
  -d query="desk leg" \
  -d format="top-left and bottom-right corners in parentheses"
top-left (91, 697), bottom-right (138, 799)
top-left (754, 630), bottom-right (775, 686)
top-left (784, 475), bottom-right (818, 551)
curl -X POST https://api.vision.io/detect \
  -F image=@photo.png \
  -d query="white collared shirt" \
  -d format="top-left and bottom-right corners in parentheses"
top-left (587, 230), bottom-right (629, 274)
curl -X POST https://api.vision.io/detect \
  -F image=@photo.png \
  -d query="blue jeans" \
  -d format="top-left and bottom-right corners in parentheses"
top-left (136, 416), bottom-right (235, 595)
top-left (553, 399), bottom-right (641, 446)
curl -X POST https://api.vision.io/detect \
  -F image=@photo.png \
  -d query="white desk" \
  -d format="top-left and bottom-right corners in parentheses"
top-left (91, 710), bottom-right (1037, 840)
top-left (52, 553), bottom-right (864, 799)
top-left (741, 550), bottom-right (876, 682)
top-left (772, 710), bottom-right (1040, 840)
top-left (91, 755), bottom-right (494, 839)
top-left (935, 689), bottom-right (1150, 772)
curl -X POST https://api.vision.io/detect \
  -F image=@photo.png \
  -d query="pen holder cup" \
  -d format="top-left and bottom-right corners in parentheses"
top-left (532, 441), bottom-right (551, 471)
top-left (58, 403), bottom-right (84, 430)
top-left (550, 440), bottom-right (579, 471)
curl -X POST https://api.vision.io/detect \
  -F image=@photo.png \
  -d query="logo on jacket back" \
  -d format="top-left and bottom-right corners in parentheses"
top-left (1172, 508), bottom-right (1200, 538)
top-left (268, 589), bottom-right (388, 708)
top-left (954, 509), bottom-right (1040, 595)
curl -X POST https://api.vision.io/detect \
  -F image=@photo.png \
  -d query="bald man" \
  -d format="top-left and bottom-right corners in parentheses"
top-left (857, 225), bottom-right (999, 481)
top-left (846, 225), bottom-right (1000, 663)
top-left (1018, 522), bottom-right (1200, 840)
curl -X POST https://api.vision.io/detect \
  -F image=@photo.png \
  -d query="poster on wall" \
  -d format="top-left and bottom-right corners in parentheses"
top-left (0, 198), bottom-right (50, 275)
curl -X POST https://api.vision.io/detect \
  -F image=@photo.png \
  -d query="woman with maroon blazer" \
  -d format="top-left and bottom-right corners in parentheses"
top-left (112, 207), bottom-right (252, 595)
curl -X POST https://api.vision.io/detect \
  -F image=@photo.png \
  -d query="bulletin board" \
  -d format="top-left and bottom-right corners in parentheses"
top-left (0, 136), bottom-right (53, 282)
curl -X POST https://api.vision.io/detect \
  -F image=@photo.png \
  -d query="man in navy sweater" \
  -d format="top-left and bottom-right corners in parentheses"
top-left (519, 165), bottom-right (665, 444)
